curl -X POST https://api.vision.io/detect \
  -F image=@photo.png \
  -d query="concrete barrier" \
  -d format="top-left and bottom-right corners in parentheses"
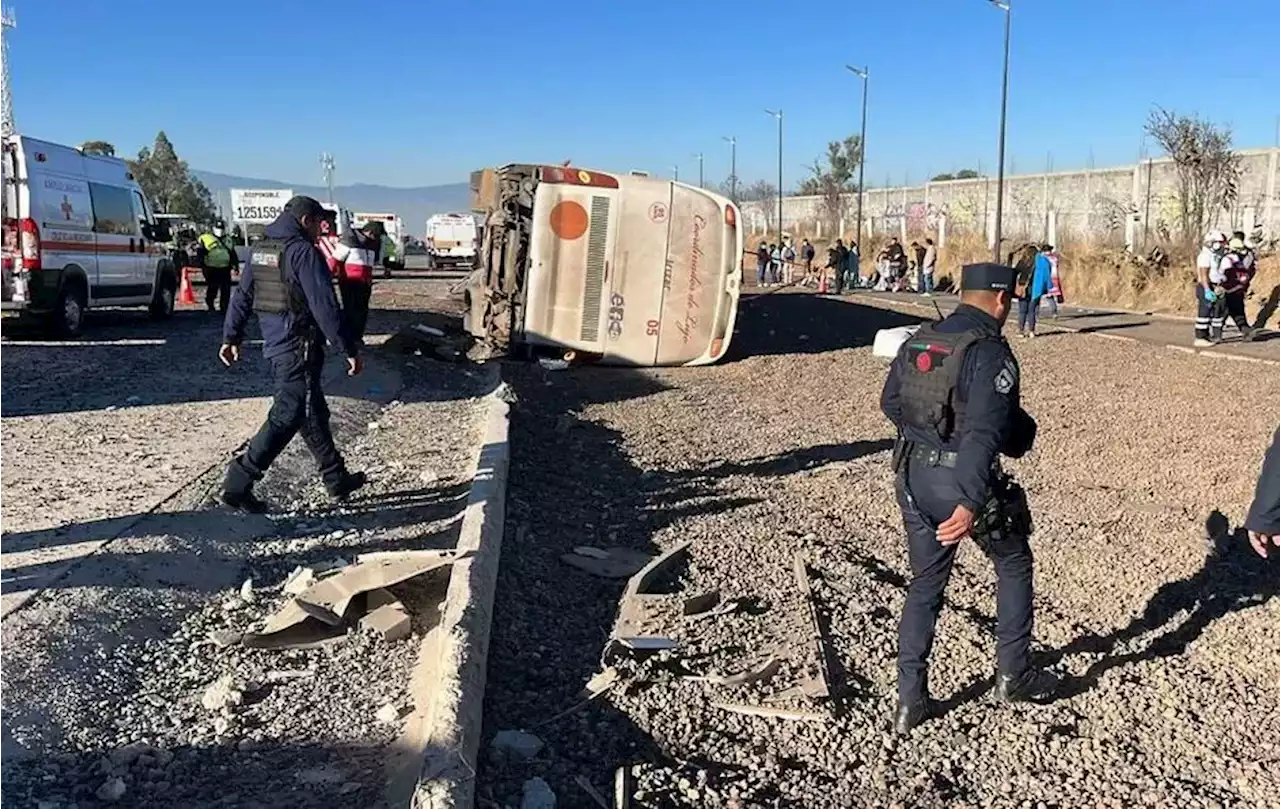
top-left (395, 388), bottom-right (511, 809)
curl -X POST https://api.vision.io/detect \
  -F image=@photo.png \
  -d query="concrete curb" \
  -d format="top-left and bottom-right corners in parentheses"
top-left (400, 388), bottom-right (511, 809)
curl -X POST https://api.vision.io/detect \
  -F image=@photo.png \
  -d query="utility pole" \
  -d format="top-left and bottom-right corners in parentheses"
top-left (722, 136), bottom-right (737, 203)
top-left (1, 8), bottom-right (16, 137)
top-left (989, 0), bottom-right (1012, 262)
top-left (846, 65), bottom-right (869, 249)
top-left (320, 152), bottom-right (336, 203)
top-left (693, 152), bottom-right (704, 188)
top-left (673, 165), bottom-right (679, 182)
top-left (765, 109), bottom-right (784, 239)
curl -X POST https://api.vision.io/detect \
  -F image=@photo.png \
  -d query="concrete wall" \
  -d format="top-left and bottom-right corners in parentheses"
top-left (741, 147), bottom-right (1280, 248)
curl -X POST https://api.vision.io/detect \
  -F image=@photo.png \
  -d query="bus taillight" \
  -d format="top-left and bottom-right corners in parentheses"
top-left (540, 166), bottom-right (620, 189)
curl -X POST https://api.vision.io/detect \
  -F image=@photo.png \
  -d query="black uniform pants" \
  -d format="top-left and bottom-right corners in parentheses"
top-left (1225, 290), bottom-right (1250, 332)
top-left (1195, 284), bottom-right (1226, 340)
top-left (224, 340), bottom-right (344, 495)
top-left (204, 267), bottom-right (233, 312)
top-left (338, 278), bottom-right (372, 345)
top-left (895, 458), bottom-right (1034, 705)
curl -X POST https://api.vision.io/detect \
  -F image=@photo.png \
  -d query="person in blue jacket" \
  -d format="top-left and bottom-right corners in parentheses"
top-left (1018, 246), bottom-right (1053, 338)
top-left (1246, 427), bottom-right (1280, 558)
top-left (217, 196), bottom-right (367, 513)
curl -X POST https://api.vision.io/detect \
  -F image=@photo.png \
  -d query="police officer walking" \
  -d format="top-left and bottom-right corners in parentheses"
top-left (197, 220), bottom-right (241, 313)
top-left (218, 196), bottom-right (367, 513)
top-left (880, 262), bottom-right (1058, 734)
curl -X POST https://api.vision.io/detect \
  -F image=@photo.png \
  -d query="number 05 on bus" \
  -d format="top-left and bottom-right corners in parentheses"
top-left (466, 164), bottom-right (742, 367)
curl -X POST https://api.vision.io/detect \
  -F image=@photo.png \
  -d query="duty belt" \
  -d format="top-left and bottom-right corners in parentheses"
top-left (910, 446), bottom-right (958, 468)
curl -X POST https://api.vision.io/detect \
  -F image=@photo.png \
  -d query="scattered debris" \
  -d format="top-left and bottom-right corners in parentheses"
top-left (681, 591), bottom-right (721, 616)
top-left (413, 324), bottom-right (446, 338)
top-left (490, 729), bottom-right (545, 762)
top-left (95, 777), bottom-right (127, 802)
top-left (207, 629), bottom-right (242, 648)
top-left (200, 675), bottom-right (246, 713)
top-left (538, 358), bottom-right (570, 371)
top-left (792, 554), bottom-right (833, 700)
top-left (688, 656), bottom-right (783, 689)
top-left (579, 667), bottom-right (621, 700)
top-left (281, 566), bottom-right (316, 596)
top-left (683, 596), bottom-right (742, 621)
top-left (521, 776), bottom-right (557, 809)
top-left (625, 542), bottom-right (690, 597)
top-left (264, 668), bottom-right (315, 683)
top-left (360, 599), bottom-right (411, 642)
top-left (710, 702), bottom-right (827, 722)
top-left (574, 775), bottom-right (611, 809)
top-left (376, 703), bottom-right (402, 724)
top-left (614, 767), bottom-right (635, 809)
top-left (616, 636), bottom-right (678, 651)
top-left (239, 578), bottom-right (256, 604)
top-left (560, 547), bottom-right (653, 579)
top-left (248, 550), bottom-right (460, 649)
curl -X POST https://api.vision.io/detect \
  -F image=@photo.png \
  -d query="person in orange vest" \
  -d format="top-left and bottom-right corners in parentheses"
top-left (329, 220), bottom-right (380, 345)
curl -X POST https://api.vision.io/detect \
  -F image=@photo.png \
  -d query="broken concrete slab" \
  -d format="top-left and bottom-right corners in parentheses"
top-left (361, 602), bottom-right (411, 642)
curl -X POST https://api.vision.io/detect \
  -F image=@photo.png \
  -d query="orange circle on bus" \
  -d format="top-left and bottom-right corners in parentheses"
top-left (549, 200), bottom-right (589, 240)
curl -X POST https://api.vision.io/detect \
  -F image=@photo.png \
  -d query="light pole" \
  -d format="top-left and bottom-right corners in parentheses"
top-left (846, 65), bottom-right (868, 249)
top-left (693, 152), bottom-right (705, 188)
top-left (989, 0), bottom-right (1012, 262)
top-left (722, 136), bottom-right (737, 202)
top-left (673, 165), bottom-right (680, 182)
top-left (765, 109), bottom-right (783, 240)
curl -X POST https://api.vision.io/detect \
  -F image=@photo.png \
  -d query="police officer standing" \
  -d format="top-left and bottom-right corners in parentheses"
top-left (197, 220), bottom-right (241, 313)
top-left (880, 262), bottom-right (1058, 734)
top-left (218, 196), bottom-right (366, 513)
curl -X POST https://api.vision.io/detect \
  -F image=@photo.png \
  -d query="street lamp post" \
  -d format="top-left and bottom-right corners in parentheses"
top-left (846, 66), bottom-right (869, 249)
top-left (674, 165), bottom-right (680, 182)
top-left (722, 136), bottom-right (737, 203)
top-left (694, 152), bottom-right (704, 188)
top-left (990, 0), bottom-right (1012, 262)
top-left (765, 109), bottom-right (783, 240)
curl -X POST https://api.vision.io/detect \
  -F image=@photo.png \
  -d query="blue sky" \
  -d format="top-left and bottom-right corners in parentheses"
top-left (10, 0), bottom-right (1279, 190)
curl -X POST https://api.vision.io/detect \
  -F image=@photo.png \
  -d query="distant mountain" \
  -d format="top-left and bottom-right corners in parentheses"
top-left (194, 170), bottom-right (471, 236)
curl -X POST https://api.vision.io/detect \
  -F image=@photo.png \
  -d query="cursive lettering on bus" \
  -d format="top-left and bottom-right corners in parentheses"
top-left (675, 214), bottom-right (708, 344)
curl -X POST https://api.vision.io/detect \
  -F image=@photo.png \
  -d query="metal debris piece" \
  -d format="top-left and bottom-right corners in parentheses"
top-left (239, 578), bottom-right (256, 603)
top-left (624, 542), bottom-right (691, 597)
top-left (560, 547), bottom-right (653, 579)
top-left (574, 775), bottom-right (611, 809)
top-left (710, 701), bottom-right (826, 722)
top-left (793, 553), bottom-right (832, 699)
top-left (616, 636), bottom-right (678, 651)
top-left (688, 656), bottom-right (783, 688)
top-left (578, 667), bottom-right (621, 700)
top-left (281, 566), bottom-right (316, 596)
top-left (294, 550), bottom-right (460, 626)
top-left (684, 597), bottom-right (742, 621)
top-left (681, 591), bottom-right (721, 616)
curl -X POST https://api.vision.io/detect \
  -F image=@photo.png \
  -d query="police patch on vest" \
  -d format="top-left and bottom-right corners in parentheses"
top-left (252, 251), bottom-right (280, 268)
top-left (994, 366), bottom-right (1016, 394)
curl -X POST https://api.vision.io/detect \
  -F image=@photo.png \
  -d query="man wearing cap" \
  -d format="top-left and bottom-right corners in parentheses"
top-left (217, 195), bottom-right (367, 513)
top-left (880, 262), bottom-right (1058, 734)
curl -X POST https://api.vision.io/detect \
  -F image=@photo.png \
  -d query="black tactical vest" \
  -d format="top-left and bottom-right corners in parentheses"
top-left (249, 239), bottom-right (306, 317)
top-left (896, 323), bottom-right (984, 442)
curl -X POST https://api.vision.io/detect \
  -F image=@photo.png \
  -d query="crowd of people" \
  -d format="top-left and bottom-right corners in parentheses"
top-left (752, 234), bottom-right (1067, 337)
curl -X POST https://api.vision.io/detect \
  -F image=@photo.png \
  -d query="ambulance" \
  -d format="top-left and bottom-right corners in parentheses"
top-left (1, 135), bottom-right (178, 336)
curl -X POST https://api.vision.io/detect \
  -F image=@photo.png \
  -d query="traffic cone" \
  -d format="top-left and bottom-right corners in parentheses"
top-left (179, 268), bottom-right (196, 305)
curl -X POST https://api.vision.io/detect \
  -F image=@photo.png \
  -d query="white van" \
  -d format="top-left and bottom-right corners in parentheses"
top-left (1, 135), bottom-right (178, 336)
top-left (425, 212), bottom-right (478, 270)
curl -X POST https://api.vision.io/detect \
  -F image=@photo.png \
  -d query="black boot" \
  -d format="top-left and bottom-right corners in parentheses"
top-left (327, 470), bottom-right (367, 501)
top-left (994, 667), bottom-right (1060, 704)
top-left (893, 698), bottom-right (937, 735)
top-left (221, 489), bottom-right (270, 514)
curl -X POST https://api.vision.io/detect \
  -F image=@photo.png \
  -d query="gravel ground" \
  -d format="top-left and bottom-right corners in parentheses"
top-left (2, 276), bottom-right (491, 808)
top-left (479, 290), bottom-right (1279, 808)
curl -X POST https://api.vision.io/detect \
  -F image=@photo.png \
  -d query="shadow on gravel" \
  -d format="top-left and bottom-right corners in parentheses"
top-left (479, 361), bottom-right (772, 806)
top-left (727, 292), bottom-right (926, 359)
top-left (1, 737), bottom-right (445, 809)
top-left (678, 439), bottom-right (895, 481)
top-left (1044, 521), bottom-right (1278, 700)
top-left (0, 482), bottom-right (471, 597)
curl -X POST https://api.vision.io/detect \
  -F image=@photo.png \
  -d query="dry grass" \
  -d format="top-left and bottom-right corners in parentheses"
top-left (751, 227), bottom-right (1280, 323)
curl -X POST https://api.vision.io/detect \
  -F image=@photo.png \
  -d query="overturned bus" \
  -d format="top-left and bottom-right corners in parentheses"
top-left (465, 164), bottom-right (742, 367)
